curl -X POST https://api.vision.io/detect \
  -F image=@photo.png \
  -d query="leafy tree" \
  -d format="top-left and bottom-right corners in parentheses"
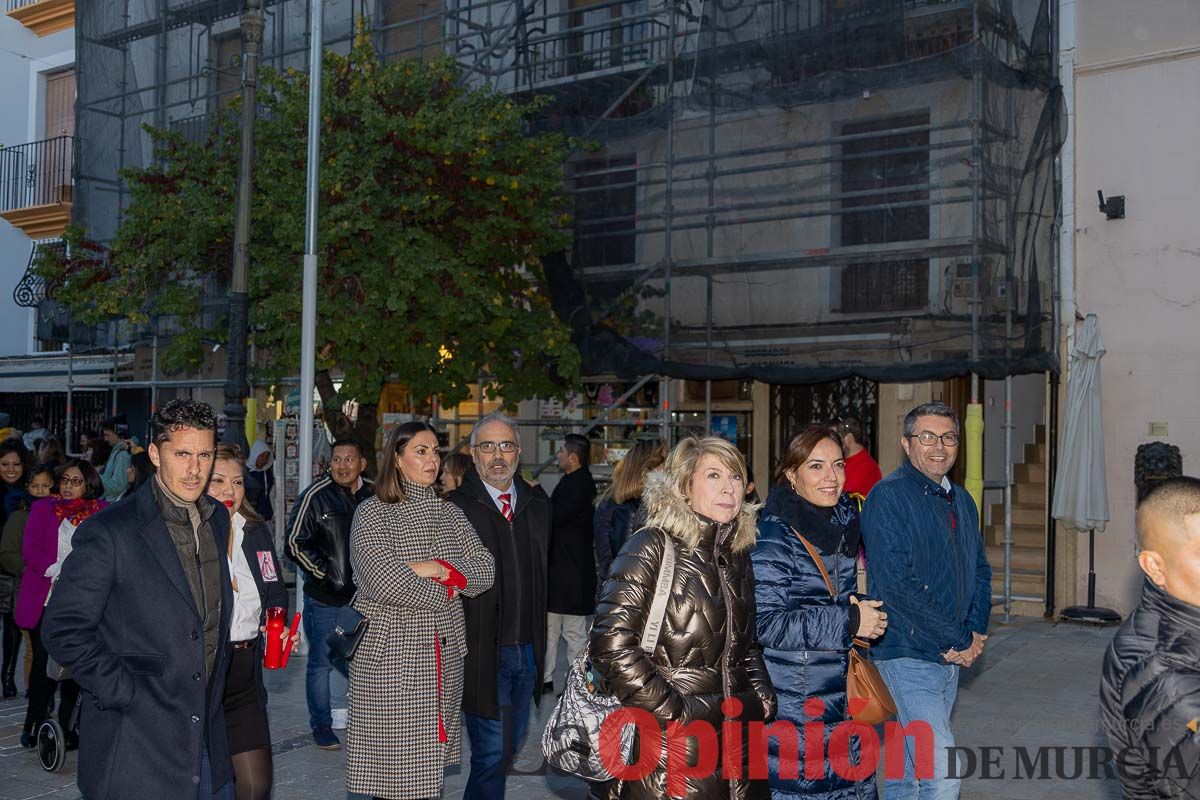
top-left (40, 28), bottom-right (580, 450)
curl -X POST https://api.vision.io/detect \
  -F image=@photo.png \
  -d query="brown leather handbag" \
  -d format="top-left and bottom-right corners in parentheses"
top-left (793, 530), bottom-right (897, 726)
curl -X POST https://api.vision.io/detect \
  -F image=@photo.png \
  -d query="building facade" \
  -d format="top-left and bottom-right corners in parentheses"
top-left (1060, 0), bottom-right (1200, 615)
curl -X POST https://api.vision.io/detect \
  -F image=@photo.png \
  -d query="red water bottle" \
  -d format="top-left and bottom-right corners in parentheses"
top-left (280, 612), bottom-right (302, 668)
top-left (263, 606), bottom-right (286, 669)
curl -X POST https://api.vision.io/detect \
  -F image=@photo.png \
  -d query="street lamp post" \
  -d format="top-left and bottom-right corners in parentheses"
top-left (223, 0), bottom-right (265, 452)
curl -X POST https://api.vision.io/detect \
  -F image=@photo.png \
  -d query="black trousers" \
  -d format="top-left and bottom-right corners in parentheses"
top-left (1, 610), bottom-right (21, 682)
top-left (24, 622), bottom-right (79, 735)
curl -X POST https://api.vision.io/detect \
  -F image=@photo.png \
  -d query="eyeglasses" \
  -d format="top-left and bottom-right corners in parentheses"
top-left (60, 476), bottom-right (85, 487)
top-left (908, 431), bottom-right (960, 447)
top-left (473, 441), bottom-right (518, 454)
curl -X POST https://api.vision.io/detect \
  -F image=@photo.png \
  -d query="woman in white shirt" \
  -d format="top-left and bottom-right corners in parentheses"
top-left (208, 444), bottom-right (292, 800)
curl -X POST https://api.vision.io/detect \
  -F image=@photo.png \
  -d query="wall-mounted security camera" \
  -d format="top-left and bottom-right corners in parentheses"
top-left (1097, 190), bottom-right (1125, 220)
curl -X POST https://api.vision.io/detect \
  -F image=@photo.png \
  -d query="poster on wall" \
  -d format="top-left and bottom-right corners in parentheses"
top-left (712, 415), bottom-right (738, 444)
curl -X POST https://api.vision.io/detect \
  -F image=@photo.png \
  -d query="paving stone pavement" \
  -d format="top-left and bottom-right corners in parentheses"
top-left (0, 614), bottom-right (1124, 799)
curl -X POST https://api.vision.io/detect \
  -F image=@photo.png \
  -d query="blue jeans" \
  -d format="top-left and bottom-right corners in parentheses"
top-left (302, 594), bottom-right (349, 731)
top-left (463, 643), bottom-right (538, 800)
top-left (876, 657), bottom-right (961, 800)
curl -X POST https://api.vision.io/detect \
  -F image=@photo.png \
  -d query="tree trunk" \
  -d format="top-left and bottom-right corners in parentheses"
top-left (315, 369), bottom-right (379, 478)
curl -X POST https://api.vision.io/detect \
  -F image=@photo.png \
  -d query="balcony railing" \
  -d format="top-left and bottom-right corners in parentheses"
top-left (5, 0), bottom-right (74, 36)
top-left (0, 136), bottom-right (74, 213)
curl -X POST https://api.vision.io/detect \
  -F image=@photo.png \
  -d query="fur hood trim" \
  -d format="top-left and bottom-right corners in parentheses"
top-left (641, 468), bottom-right (761, 554)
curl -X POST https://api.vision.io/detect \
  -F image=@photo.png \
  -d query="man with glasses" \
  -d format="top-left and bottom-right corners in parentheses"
top-left (447, 412), bottom-right (551, 799)
top-left (862, 401), bottom-right (992, 800)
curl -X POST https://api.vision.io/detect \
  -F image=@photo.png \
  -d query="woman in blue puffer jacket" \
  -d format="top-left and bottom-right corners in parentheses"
top-left (751, 425), bottom-right (888, 800)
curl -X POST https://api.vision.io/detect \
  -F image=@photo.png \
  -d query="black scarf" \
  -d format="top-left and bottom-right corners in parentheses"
top-left (764, 483), bottom-right (861, 557)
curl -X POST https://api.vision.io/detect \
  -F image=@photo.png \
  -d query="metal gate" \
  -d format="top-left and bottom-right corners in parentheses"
top-left (0, 391), bottom-right (110, 451)
top-left (772, 378), bottom-right (879, 476)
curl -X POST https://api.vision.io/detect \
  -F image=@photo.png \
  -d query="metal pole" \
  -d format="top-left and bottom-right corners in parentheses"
top-left (65, 346), bottom-right (73, 456)
top-left (659, 0), bottom-right (678, 447)
top-left (969, 2), bottom-right (981, 405)
top-left (299, 0), bottom-right (323, 491)
top-left (224, 0), bottom-right (265, 454)
top-left (112, 348), bottom-right (119, 415)
top-left (1003, 374), bottom-right (1012, 621)
top-left (150, 333), bottom-right (159, 412)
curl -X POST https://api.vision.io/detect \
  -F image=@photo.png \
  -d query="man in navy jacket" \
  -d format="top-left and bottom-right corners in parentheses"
top-left (862, 401), bottom-right (992, 800)
top-left (42, 400), bottom-right (234, 799)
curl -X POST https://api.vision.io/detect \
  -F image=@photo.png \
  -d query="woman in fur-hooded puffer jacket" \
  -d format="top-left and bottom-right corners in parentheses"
top-left (590, 437), bottom-right (776, 800)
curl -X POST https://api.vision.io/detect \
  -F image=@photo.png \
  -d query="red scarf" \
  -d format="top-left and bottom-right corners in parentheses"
top-left (51, 497), bottom-right (106, 527)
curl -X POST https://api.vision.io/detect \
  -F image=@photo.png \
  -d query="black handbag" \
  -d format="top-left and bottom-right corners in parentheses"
top-left (326, 604), bottom-right (368, 663)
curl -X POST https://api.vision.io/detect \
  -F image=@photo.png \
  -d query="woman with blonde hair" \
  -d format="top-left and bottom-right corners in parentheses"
top-left (593, 438), bottom-right (667, 581)
top-left (590, 437), bottom-right (775, 799)
top-left (346, 421), bottom-right (495, 800)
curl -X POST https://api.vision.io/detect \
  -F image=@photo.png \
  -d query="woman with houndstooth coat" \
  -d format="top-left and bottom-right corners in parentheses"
top-left (346, 422), bottom-right (495, 799)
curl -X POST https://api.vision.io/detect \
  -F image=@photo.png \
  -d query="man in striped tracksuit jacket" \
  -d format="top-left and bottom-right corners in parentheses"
top-left (285, 439), bottom-right (374, 751)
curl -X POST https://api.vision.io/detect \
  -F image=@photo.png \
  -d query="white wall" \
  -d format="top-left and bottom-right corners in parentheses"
top-left (1072, 0), bottom-right (1200, 614)
top-left (0, 17), bottom-right (74, 356)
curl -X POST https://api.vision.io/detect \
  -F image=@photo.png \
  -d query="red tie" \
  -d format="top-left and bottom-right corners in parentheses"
top-left (499, 492), bottom-right (513, 522)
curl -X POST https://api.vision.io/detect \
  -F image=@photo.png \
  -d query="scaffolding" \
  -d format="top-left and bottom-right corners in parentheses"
top-left (71, 0), bottom-right (1062, 611)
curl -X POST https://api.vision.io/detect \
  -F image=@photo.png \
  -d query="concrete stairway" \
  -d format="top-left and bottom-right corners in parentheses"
top-left (986, 425), bottom-right (1047, 617)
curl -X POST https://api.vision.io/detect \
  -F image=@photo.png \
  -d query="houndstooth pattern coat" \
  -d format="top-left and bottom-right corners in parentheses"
top-left (346, 481), bottom-right (495, 799)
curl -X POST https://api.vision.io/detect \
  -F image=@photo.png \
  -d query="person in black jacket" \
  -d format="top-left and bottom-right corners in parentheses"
top-left (446, 412), bottom-right (551, 800)
top-left (543, 433), bottom-right (596, 694)
top-left (593, 438), bottom-right (666, 582)
top-left (41, 399), bottom-right (235, 800)
top-left (284, 438), bottom-right (372, 750)
top-left (208, 444), bottom-right (292, 800)
top-left (1102, 476), bottom-right (1200, 799)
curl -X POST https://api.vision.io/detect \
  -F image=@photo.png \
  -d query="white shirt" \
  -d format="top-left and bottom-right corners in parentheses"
top-left (483, 479), bottom-right (516, 516)
top-left (43, 518), bottom-right (78, 599)
top-left (941, 476), bottom-right (952, 493)
top-left (229, 513), bottom-right (263, 642)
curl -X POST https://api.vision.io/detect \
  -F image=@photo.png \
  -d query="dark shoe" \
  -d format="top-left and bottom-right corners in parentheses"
top-left (312, 726), bottom-right (340, 750)
top-left (542, 681), bottom-right (554, 695)
top-left (19, 731), bottom-right (34, 748)
top-left (64, 730), bottom-right (79, 751)
top-left (2, 678), bottom-right (16, 698)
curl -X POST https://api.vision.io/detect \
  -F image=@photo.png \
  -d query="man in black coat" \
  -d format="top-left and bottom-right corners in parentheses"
top-left (447, 412), bottom-right (551, 800)
top-left (1102, 476), bottom-right (1200, 798)
top-left (542, 433), bottom-right (596, 694)
top-left (42, 399), bottom-right (235, 799)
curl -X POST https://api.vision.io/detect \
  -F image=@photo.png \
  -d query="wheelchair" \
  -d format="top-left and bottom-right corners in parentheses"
top-left (37, 656), bottom-right (79, 772)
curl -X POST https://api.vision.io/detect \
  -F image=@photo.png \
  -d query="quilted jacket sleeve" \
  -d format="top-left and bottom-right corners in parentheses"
top-left (1131, 668), bottom-right (1200, 798)
top-left (751, 518), bottom-right (854, 652)
top-left (739, 558), bottom-right (778, 721)
top-left (590, 528), bottom-right (722, 727)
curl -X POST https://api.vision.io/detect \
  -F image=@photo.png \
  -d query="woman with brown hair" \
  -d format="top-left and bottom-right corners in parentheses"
top-left (346, 421), bottom-right (494, 800)
top-left (593, 438), bottom-right (667, 581)
top-left (590, 436), bottom-right (775, 799)
top-left (751, 424), bottom-right (887, 800)
top-left (438, 451), bottom-right (473, 495)
top-left (207, 444), bottom-right (290, 800)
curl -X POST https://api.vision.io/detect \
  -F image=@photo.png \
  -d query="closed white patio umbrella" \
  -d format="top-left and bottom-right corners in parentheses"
top-left (1053, 313), bottom-right (1119, 623)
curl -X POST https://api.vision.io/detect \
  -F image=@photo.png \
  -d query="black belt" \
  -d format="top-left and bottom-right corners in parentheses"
top-left (231, 638), bottom-right (259, 651)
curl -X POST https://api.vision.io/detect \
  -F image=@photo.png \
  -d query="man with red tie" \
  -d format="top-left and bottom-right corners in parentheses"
top-left (447, 412), bottom-right (551, 799)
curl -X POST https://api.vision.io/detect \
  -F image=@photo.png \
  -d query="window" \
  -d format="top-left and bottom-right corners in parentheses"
top-left (572, 155), bottom-right (636, 268)
top-left (211, 31), bottom-right (241, 109)
top-left (838, 112), bottom-right (930, 313)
